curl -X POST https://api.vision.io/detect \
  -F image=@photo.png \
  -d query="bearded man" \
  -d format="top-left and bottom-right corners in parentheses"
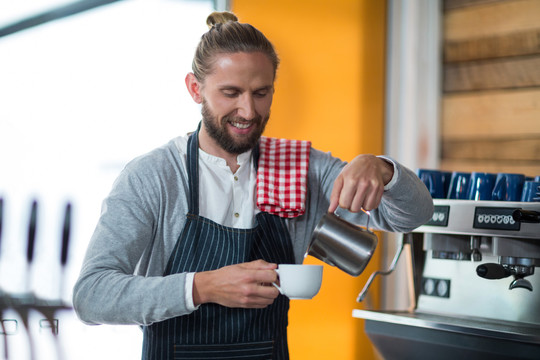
top-left (73, 11), bottom-right (433, 360)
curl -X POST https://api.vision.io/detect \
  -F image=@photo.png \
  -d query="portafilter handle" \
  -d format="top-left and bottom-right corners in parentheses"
top-left (476, 263), bottom-right (511, 280)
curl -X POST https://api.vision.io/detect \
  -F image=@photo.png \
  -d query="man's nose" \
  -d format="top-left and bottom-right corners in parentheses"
top-left (237, 94), bottom-right (256, 120)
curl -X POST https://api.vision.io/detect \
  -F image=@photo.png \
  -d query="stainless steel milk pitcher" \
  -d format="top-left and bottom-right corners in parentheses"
top-left (308, 210), bottom-right (378, 276)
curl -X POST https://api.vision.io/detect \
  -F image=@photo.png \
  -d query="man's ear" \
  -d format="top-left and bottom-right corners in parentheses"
top-left (185, 73), bottom-right (203, 104)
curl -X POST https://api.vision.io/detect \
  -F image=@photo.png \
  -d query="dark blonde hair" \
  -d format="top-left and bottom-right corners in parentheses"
top-left (192, 11), bottom-right (279, 82)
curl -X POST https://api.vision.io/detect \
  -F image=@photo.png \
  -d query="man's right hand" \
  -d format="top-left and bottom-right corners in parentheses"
top-left (192, 260), bottom-right (280, 308)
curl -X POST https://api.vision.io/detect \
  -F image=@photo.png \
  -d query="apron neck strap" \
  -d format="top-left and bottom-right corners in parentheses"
top-left (186, 122), bottom-right (201, 215)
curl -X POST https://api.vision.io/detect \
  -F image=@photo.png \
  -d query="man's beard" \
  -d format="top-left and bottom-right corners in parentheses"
top-left (201, 100), bottom-right (269, 155)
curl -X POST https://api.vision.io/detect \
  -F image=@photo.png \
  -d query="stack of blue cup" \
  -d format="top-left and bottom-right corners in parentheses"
top-left (491, 173), bottom-right (525, 201)
top-left (416, 169), bottom-right (450, 199)
top-left (466, 172), bottom-right (497, 200)
top-left (446, 171), bottom-right (471, 199)
top-left (521, 178), bottom-right (540, 202)
top-left (416, 170), bottom-right (540, 202)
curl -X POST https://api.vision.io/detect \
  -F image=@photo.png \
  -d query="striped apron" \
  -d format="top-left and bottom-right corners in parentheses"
top-left (142, 128), bottom-right (295, 360)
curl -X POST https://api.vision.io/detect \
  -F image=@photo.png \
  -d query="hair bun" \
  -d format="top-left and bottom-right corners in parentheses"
top-left (206, 11), bottom-right (238, 29)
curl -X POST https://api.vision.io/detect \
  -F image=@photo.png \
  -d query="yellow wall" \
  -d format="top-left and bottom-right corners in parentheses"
top-left (232, 1), bottom-right (387, 359)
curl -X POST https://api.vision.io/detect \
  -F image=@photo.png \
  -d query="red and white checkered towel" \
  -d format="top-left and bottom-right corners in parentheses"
top-left (256, 136), bottom-right (311, 218)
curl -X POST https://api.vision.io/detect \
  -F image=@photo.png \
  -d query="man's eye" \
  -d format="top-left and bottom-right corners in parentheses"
top-left (254, 90), bottom-right (269, 98)
top-left (222, 90), bottom-right (239, 97)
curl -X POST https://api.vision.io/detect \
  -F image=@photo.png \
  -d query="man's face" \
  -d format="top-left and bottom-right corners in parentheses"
top-left (198, 52), bottom-right (275, 155)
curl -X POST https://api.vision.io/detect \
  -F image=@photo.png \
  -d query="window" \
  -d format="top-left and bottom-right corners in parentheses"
top-left (0, 1), bottom-right (213, 358)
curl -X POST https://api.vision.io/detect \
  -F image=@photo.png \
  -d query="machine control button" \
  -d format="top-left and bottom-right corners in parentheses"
top-left (425, 206), bottom-right (450, 227)
top-left (421, 277), bottom-right (451, 298)
top-left (436, 280), bottom-right (449, 297)
top-left (473, 207), bottom-right (520, 231)
top-left (423, 278), bottom-right (435, 295)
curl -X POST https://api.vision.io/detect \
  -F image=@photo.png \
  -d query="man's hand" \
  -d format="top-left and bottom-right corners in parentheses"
top-left (193, 260), bottom-right (279, 308)
top-left (329, 155), bottom-right (394, 213)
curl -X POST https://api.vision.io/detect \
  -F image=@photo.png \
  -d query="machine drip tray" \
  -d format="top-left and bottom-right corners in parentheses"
top-left (353, 310), bottom-right (540, 360)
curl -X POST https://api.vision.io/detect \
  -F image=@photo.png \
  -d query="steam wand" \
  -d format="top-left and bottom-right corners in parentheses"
top-left (357, 236), bottom-right (404, 302)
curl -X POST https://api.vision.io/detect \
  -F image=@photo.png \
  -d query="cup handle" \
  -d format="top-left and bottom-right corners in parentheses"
top-left (272, 269), bottom-right (283, 295)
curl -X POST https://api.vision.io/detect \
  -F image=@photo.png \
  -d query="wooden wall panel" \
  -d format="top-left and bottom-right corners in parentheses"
top-left (444, 0), bottom-right (540, 41)
top-left (444, 56), bottom-right (540, 92)
top-left (444, 0), bottom-right (506, 11)
top-left (444, 28), bottom-right (540, 62)
top-left (441, 0), bottom-right (540, 177)
top-left (443, 138), bottom-right (540, 161)
top-left (442, 89), bottom-right (540, 139)
top-left (440, 159), bottom-right (540, 175)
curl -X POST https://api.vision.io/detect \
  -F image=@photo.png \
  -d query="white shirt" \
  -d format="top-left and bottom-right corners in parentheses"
top-left (198, 147), bottom-right (260, 228)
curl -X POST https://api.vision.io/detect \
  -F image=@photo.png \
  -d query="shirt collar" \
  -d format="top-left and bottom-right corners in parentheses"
top-left (198, 148), bottom-right (254, 168)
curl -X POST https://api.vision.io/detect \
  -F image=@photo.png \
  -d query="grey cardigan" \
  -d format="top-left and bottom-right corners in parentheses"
top-left (73, 137), bottom-right (433, 326)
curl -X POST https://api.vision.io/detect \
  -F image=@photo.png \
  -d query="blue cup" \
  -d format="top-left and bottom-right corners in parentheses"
top-left (520, 181), bottom-right (540, 202)
top-left (417, 169), bottom-right (445, 199)
top-left (467, 172), bottom-right (497, 200)
top-left (491, 173), bottom-right (525, 201)
top-left (441, 171), bottom-right (452, 198)
top-left (447, 172), bottom-right (471, 199)
top-left (535, 176), bottom-right (540, 182)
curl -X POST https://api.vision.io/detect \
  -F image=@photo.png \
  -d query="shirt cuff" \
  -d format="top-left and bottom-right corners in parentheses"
top-left (184, 272), bottom-right (200, 312)
top-left (377, 156), bottom-right (398, 191)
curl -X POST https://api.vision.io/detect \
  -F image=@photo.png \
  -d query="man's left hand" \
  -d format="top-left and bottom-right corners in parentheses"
top-left (328, 155), bottom-right (394, 213)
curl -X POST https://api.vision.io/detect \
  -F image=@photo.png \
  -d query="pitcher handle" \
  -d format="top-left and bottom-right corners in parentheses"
top-left (356, 236), bottom-right (404, 302)
top-left (362, 208), bottom-right (371, 231)
top-left (334, 207), bottom-right (371, 230)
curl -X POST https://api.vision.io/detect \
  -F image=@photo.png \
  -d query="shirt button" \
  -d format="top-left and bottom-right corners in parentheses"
top-left (234, 212), bottom-right (239, 218)
top-left (234, 176), bottom-right (238, 181)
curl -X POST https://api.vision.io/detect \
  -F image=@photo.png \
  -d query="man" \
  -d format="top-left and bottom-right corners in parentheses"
top-left (73, 11), bottom-right (433, 360)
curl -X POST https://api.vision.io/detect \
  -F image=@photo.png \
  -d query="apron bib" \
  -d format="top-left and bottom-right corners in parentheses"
top-left (142, 127), bottom-right (295, 360)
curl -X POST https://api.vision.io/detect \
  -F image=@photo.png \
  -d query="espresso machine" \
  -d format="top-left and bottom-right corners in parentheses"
top-left (353, 199), bottom-right (540, 360)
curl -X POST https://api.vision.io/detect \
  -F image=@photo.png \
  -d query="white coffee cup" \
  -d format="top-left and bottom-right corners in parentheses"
top-left (272, 264), bottom-right (323, 300)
